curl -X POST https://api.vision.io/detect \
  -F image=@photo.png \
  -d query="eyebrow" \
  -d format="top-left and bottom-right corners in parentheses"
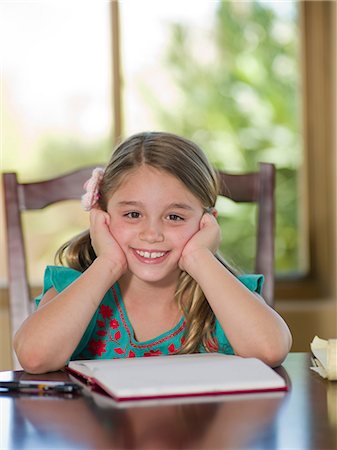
top-left (117, 201), bottom-right (194, 211)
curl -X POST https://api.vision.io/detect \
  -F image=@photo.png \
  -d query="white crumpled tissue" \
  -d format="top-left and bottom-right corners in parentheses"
top-left (310, 336), bottom-right (337, 381)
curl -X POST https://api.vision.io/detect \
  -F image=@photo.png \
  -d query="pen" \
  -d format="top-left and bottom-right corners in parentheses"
top-left (0, 381), bottom-right (82, 394)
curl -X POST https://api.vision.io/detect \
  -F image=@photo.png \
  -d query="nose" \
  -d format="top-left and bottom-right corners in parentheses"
top-left (139, 220), bottom-right (164, 243)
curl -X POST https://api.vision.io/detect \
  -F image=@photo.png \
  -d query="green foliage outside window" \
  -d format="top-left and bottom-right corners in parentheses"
top-left (137, 1), bottom-right (301, 274)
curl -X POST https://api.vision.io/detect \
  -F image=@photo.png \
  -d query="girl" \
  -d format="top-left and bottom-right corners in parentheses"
top-left (14, 131), bottom-right (292, 373)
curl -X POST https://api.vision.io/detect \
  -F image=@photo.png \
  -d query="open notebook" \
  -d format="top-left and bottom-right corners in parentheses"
top-left (67, 353), bottom-right (287, 402)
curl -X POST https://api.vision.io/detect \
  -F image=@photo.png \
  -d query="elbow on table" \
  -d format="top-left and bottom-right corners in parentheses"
top-left (14, 335), bottom-right (63, 374)
top-left (15, 351), bottom-right (62, 374)
top-left (234, 326), bottom-right (292, 368)
top-left (259, 351), bottom-right (287, 368)
top-left (258, 337), bottom-right (292, 368)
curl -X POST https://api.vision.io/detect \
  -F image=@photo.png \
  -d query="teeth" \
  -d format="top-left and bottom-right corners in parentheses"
top-left (136, 250), bottom-right (165, 259)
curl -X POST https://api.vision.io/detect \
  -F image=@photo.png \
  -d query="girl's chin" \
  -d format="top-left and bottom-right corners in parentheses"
top-left (126, 264), bottom-right (181, 284)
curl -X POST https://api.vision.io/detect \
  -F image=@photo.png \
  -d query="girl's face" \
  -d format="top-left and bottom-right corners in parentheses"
top-left (106, 165), bottom-right (204, 284)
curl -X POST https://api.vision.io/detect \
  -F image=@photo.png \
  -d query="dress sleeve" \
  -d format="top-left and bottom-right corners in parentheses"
top-left (213, 273), bottom-right (265, 355)
top-left (35, 265), bottom-right (82, 307)
top-left (236, 273), bottom-right (264, 295)
top-left (34, 265), bottom-right (98, 360)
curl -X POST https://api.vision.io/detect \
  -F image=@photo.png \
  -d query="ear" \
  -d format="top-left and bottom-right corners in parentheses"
top-left (205, 207), bottom-right (218, 218)
top-left (211, 207), bottom-right (218, 218)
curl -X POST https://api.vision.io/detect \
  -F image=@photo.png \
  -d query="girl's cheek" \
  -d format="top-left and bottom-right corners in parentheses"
top-left (175, 225), bottom-right (200, 247)
top-left (108, 220), bottom-right (126, 239)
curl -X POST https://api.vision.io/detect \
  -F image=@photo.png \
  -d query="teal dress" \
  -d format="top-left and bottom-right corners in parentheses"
top-left (35, 266), bottom-right (264, 361)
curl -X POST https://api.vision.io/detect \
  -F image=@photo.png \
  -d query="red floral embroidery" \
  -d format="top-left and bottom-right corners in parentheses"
top-left (110, 319), bottom-right (119, 329)
top-left (168, 343), bottom-right (175, 353)
top-left (110, 286), bottom-right (186, 350)
top-left (144, 349), bottom-right (162, 357)
top-left (114, 330), bottom-right (121, 340)
top-left (100, 304), bottom-right (113, 319)
top-left (97, 320), bottom-right (105, 328)
top-left (97, 330), bottom-right (107, 337)
top-left (88, 339), bottom-right (106, 356)
top-left (114, 347), bottom-right (125, 355)
top-left (128, 350), bottom-right (136, 358)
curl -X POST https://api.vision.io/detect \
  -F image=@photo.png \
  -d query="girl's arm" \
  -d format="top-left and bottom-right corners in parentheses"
top-left (179, 214), bottom-right (292, 367)
top-left (14, 209), bottom-right (127, 374)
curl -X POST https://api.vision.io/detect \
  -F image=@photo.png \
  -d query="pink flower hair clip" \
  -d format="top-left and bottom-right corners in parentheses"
top-left (81, 167), bottom-right (104, 211)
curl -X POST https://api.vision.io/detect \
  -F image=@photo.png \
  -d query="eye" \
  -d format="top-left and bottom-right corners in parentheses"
top-left (125, 211), bottom-right (141, 219)
top-left (167, 214), bottom-right (184, 221)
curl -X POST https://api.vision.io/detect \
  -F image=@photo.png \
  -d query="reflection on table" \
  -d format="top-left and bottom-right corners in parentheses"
top-left (0, 353), bottom-right (336, 450)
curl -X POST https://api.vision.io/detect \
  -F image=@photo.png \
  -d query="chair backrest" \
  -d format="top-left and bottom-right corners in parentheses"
top-left (216, 163), bottom-right (275, 305)
top-left (3, 162), bottom-right (275, 369)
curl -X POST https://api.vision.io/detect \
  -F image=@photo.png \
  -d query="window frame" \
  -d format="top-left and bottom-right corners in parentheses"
top-left (274, 1), bottom-right (336, 301)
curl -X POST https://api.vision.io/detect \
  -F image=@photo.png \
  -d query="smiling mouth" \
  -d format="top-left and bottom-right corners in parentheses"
top-left (135, 249), bottom-right (167, 259)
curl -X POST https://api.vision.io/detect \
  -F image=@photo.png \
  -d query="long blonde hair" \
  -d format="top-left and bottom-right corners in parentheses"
top-left (56, 131), bottom-right (220, 353)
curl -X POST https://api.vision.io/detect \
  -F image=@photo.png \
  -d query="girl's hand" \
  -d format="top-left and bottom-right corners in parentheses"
top-left (179, 212), bottom-right (221, 272)
top-left (89, 208), bottom-right (127, 276)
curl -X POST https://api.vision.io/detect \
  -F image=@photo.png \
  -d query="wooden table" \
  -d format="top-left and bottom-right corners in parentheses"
top-left (0, 353), bottom-right (336, 449)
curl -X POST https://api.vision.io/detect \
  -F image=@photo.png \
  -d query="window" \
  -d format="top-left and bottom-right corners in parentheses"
top-left (120, 1), bottom-right (302, 275)
top-left (1, 1), bottom-right (335, 301)
top-left (1, 1), bottom-right (112, 283)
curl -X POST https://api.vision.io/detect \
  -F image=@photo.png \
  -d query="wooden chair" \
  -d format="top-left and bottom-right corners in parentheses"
top-left (216, 163), bottom-right (275, 305)
top-left (3, 162), bottom-right (275, 369)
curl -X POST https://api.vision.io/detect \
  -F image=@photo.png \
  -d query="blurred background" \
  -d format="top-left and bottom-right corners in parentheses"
top-left (1, 0), bottom-right (336, 369)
